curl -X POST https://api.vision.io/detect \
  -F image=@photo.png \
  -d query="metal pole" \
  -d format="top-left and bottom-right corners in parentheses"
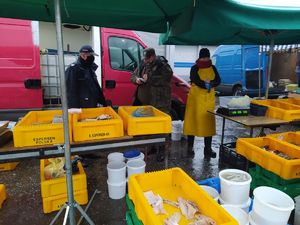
top-left (54, 0), bottom-right (76, 224)
top-left (258, 46), bottom-right (261, 97)
top-left (265, 39), bottom-right (274, 99)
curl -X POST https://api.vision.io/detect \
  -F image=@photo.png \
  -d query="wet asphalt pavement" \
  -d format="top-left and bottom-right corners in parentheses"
top-left (0, 116), bottom-right (299, 225)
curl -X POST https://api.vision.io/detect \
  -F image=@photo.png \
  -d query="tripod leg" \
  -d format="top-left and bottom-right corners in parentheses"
top-left (63, 205), bottom-right (70, 225)
top-left (77, 189), bottom-right (100, 225)
top-left (74, 202), bottom-right (95, 225)
top-left (49, 203), bottom-right (68, 225)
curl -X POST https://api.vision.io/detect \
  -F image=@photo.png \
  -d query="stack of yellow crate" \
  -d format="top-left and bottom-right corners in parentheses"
top-left (0, 184), bottom-right (7, 209)
top-left (40, 159), bottom-right (88, 213)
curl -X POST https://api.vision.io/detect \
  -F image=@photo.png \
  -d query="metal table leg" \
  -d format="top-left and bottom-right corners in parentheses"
top-left (246, 127), bottom-right (254, 171)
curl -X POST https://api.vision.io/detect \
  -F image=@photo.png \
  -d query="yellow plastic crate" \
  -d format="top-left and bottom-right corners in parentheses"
top-left (42, 189), bottom-right (88, 213)
top-left (40, 159), bottom-right (87, 198)
top-left (118, 106), bottom-right (171, 136)
top-left (128, 168), bottom-right (238, 225)
top-left (237, 137), bottom-right (300, 180)
top-left (0, 184), bottom-right (7, 209)
top-left (0, 162), bottom-right (19, 172)
top-left (72, 107), bottom-right (124, 142)
top-left (251, 99), bottom-right (300, 121)
top-left (13, 110), bottom-right (72, 147)
top-left (278, 98), bottom-right (300, 107)
top-left (268, 132), bottom-right (300, 147)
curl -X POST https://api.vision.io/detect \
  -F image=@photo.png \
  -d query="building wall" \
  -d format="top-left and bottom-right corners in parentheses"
top-left (39, 22), bottom-right (91, 52)
top-left (271, 52), bottom-right (298, 83)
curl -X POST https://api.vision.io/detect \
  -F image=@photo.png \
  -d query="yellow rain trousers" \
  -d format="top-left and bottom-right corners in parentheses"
top-left (183, 67), bottom-right (216, 137)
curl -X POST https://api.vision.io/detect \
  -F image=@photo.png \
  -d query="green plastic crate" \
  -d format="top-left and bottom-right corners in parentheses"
top-left (125, 195), bottom-right (143, 225)
top-left (255, 165), bottom-right (300, 185)
top-left (249, 167), bottom-right (300, 198)
top-left (126, 211), bottom-right (134, 225)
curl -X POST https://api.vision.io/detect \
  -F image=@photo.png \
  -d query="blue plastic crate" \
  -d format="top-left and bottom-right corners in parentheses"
top-left (196, 177), bottom-right (221, 193)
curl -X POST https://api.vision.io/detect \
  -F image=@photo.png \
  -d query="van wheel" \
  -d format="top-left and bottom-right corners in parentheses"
top-left (233, 86), bottom-right (243, 96)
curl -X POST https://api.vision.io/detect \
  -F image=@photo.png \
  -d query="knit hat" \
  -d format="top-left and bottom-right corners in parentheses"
top-left (199, 48), bottom-right (210, 58)
top-left (144, 48), bottom-right (156, 59)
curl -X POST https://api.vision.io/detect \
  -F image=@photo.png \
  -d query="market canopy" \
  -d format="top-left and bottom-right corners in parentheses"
top-left (161, 0), bottom-right (300, 45)
top-left (0, 0), bottom-right (194, 33)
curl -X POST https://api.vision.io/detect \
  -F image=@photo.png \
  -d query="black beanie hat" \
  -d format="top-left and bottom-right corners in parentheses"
top-left (199, 48), bottom-right (210, 58)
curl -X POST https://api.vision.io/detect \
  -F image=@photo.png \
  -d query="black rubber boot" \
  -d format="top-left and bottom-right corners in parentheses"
top-left (204, 136), bottom-right (216, 158)
top-left (187, 135), bottom-right (195, 156)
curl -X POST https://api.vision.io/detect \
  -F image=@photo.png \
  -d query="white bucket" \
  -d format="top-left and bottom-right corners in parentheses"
top-left (107, 161), bottom-right (126, 183)
top-left (222, 205), bottom-right (249, 225)
top-left (107, 179), bottom-right (126, 199)
top-left (171, 132), bottom-right (182, 141)
top-left (200, 185), bottom-right (219, 202)
top-left (252, 186), bottom-right (294, 225)
top-left (127, 159), bottom-right (146, 177)
top-left (249, 209), bottom-right (287, 225)
top-left (219, 169), bottom-right (252, 205)
top-left (107, 152), bottom-right (125, 163)
top-left (126, 152), bottom-right (145, 162)
top-left (219, 196), bottom-right (252, 213)
top-left (172, 120), bottom-right (182, 133)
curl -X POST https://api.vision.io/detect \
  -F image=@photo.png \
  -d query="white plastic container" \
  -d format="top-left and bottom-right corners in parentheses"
top-left (219, 196), bottom-right (252, 213)
top-left (172, 120), bottom-right (182, 133)
top-left (107, 152), bottom-right (125, 163)
top-left (171, 121), bottom-right (183, 141)
top-left (107, 179), bottom-right (126, 199)
top-left (107, 161), bottom-right (126, 183)
top-left (222, 205), bottom-right (249, 225)
top-left (125, 152), bottom-right (145, 162)
top-left (127, 159), bottom-right (146, 177)
top-left (200, 185), bottom-right (219, 202)
top-left (171, 132), bottom-right (182, 141)
top-left (252, 186), bottom-right (294, 225)
top-left (249, 209), bottom-right (286, 225)
top-left (219, 169), bottom-right (252, 205)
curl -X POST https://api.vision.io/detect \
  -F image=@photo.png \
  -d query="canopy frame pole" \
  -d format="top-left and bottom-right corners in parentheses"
top-left (54, 0), bottom-right (76, 224)
top-left (265, 39), bottom-right (274, 99)
top-left (51, 1), bottom-right (94, 225)
top-left (258, 46), bottom-right (261, 97)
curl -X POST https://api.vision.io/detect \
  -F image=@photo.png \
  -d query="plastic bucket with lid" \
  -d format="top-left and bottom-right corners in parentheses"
top-left (200, 185), bottom-right (219, 201)
top-left (219, 169), bottom-right (252, 205)
top-left (222, 205), bottom-right (249, 225)
top-left (124, 150), bottom-right (144, 162)
top-left (127, 159), bottom-right (146, 177)
top-left (252, 186), bottom-right (294, 225)
top-left (107, 152), bottom-right (125, 163)
top-left (126, 152), bottom-right (145, 162)
top-left (107, 161), bottom-right (126, 183)
top-left (107, 179), bottom-right (126, 199)
top-left (219, 196), bottom-right (252, 213)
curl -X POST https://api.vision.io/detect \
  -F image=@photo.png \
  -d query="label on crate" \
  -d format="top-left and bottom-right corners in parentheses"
top-left (33, 137), bottom-right (56, 145)
top-left (89, 132), bottom-right (110, 138)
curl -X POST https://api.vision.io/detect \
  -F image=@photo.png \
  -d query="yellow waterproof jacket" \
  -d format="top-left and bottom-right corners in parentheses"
top-left (183, 63), bottom-right (221, 137)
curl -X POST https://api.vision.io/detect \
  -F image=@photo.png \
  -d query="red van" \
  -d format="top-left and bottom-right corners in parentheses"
top-left (0, 19), bottom-right (189, 120)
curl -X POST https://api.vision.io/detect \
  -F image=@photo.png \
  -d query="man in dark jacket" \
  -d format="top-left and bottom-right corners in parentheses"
top-left (131, 48), bottom-right (173, 114)
top-left (131, 48), bottom-right (173, 161)
top-left (66, 45), bottom-right (106, 108)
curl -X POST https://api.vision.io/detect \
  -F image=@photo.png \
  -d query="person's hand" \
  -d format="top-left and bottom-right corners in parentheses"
top-left (142, 74), bottom-right (148, 82)
top-left (205, 81), bottom-right (211, 92)
top-left (136, 78), bottom-right (144, 85)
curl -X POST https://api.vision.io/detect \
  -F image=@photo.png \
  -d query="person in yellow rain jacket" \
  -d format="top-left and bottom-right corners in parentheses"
top-left (183, 48), bottom-right (221, 158)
